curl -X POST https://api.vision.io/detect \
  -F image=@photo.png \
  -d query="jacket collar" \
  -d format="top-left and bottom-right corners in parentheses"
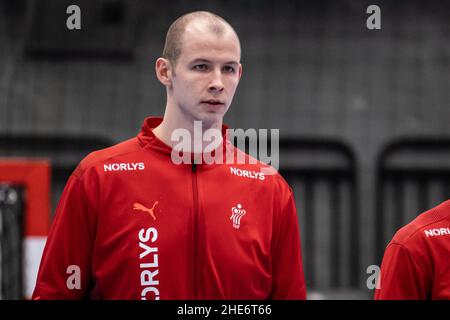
top-left (137, 116), bottom-right (233, 167)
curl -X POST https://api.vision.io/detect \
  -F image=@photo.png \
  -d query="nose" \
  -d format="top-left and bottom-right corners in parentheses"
top-left (208, 69), bottom-right (224, 93)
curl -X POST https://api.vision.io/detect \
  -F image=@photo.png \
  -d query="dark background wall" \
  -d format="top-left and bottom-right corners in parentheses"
top-left (1, 0), bottom-right (450, 299)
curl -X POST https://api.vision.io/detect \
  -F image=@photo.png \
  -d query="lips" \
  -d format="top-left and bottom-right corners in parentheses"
top-left (202, 99), bottom-right (224, 105)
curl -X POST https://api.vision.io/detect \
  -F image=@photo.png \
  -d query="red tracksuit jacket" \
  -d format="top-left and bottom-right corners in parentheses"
top-left (32, 117), bottom-right (306, 300)
top-left (375, 200), bottom-right (450, 299)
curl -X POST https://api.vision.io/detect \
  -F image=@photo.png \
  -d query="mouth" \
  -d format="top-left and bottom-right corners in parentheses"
top-left (201, 99), bottom-right (225, 107)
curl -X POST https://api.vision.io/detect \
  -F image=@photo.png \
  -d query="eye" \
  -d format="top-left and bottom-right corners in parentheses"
top-left (223, 66), bottom-right (236, 73)
top-left (193, 64), bottom-right (208, 71)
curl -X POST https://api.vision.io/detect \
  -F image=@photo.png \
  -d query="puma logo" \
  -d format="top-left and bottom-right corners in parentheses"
top-left (133, 201), bottom-right (159, 220)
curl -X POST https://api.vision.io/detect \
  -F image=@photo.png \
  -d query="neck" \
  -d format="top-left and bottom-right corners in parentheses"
top-left (153, 102), bottom-right (224, 153)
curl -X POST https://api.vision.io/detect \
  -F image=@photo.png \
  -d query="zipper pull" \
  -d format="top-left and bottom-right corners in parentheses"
top-left (192, 163), bottom-right (197, 172)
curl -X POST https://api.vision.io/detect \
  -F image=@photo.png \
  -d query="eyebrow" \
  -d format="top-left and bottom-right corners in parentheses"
top-left (190, 58), bottom-right (239, 65)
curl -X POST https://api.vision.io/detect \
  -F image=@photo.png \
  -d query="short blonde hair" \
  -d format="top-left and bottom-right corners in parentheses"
top-left (162, 11), bottom-right (240, 67)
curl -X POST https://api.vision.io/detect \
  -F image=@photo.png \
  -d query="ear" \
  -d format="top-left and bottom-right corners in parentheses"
top-left (238, 63), bottom-right (243, 80)
top-left (155, 57), bottom-right (173, 87)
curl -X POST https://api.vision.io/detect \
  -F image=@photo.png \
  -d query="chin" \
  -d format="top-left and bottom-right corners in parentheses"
top-left (196, 112), bottom-right (225, 125)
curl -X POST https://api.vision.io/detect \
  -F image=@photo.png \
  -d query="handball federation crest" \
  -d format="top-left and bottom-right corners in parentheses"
top-left (230, 204), bottom-right (246, 229)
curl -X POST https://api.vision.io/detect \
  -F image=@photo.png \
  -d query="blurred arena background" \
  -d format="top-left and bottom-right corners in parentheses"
top-left (1, 0), bottom-right (450, 299)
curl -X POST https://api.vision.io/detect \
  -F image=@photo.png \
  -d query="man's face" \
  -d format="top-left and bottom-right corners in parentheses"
top-left (169, 22), bottom-right (242, 125)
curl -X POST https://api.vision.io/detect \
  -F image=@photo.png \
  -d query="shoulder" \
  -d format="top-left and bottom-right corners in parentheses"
top-left (380, 202), bottom-right (450, 291)
top-left (73, 137), bottom-right (142, 178)
top-left (229, 145), bottom-right (293, 198)
top-left (390, 200), bottom-right (450, 248)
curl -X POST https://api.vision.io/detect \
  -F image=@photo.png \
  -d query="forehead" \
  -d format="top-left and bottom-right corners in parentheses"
top-left (179, 22), bottom-right (241, 63)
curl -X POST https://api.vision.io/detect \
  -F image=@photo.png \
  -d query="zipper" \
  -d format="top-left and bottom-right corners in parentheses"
top-left (191, 163), bottom-right (199, 299)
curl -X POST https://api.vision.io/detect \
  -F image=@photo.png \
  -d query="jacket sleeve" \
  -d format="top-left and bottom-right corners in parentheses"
top-left (32, 170), bottom-right (98, 300)
top-left (269, 190), bottom-right (307, 299)
top-left (374, 243), bottom-right (430, 300)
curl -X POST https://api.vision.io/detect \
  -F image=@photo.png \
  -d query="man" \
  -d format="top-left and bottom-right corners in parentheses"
top-left (32, 11), bottom-right (306, 300)
top-left (375, 200), bottom-right (450, 299)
